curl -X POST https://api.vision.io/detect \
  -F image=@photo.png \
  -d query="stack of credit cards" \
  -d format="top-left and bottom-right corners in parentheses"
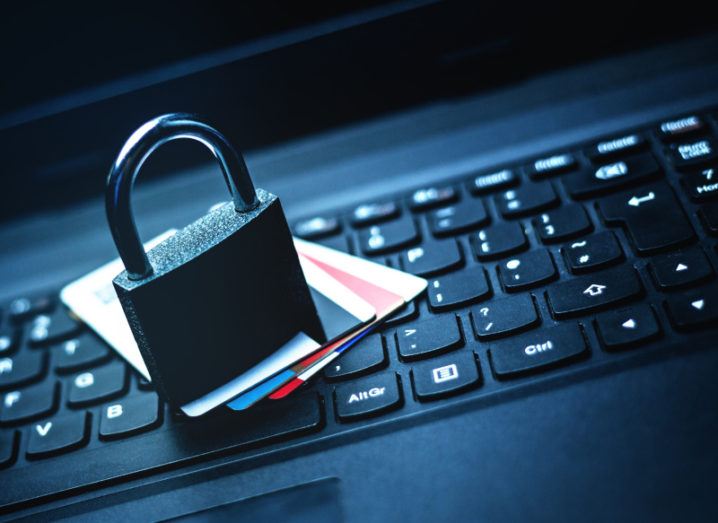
top-left (61, 232), bottom-right (427, 417)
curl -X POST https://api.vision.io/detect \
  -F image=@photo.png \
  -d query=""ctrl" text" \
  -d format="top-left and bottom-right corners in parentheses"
top-left (524, 340), bottom-right (554, 356)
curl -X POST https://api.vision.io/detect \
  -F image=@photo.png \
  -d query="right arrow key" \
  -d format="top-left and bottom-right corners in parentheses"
top-left (664, 283), bottom-right (718, 330)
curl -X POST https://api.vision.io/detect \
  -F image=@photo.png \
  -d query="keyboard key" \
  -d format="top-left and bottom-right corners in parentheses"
top-left (0, 431), bottom-right (17, 468)
top-left (324, 334), bottom-right (386, 381)
top-left (334, 372), bottom-right (401, 421)
top-left (7, 295), bottom-right (54, 324)
top-left (586, 134), bottom-right (647, 161)
top-left (358, 216), bottom-right (419, 255)
top-left (658, 115), bottom-right (707, 142)
top-left (699, 203), bottom-right (718, 235)
top-left (383, 300), bottom-right (418, 327)
top-left (470, 294), bottom-right (539, 340)
top-left (0, 351), bottom-right (46, 390)
top-left (99, 394), bottom-right (161, 440)
top-left (27, 308), bottom-right (82, 347)
top-left (533, 204), bottom-right (592, 243)
top-left (598, 182), bottom-right (695, 255)
top-left (351, 202), bottom-right (399, 227)
top-left (546, 266), bottom-right (643, 318)
top-left (26, 412), bottom-right (89, 459)
top-left (467, 169), bottom-right (518, 195)
top-left (498, 249), bottom-right (557, 291)
top-left (595, 305), bottom-right (661, 351)
top-left (0, 381), bottom-right (57, 424)
top-left (489, 323), bottom-right (587, 378)
top-left (411, 352), bottom-right (480, 401)
top-left (395, 315), bottom-right (463, 360)
top-left (408, 186), bottom-right (457, 211)
top-left (293, 216), bottom-right (341, 239)
top-left (668, 138), bottom-right (718, 170)
top-left (0, 328), bottom-right (20, 355)
top-left (399, 240), bottom-right (463, 276)
top-left (526, 153), bottom-right (577, 179)
top-left (682, 166), bottom-right (718, 202)
top-left (472, 222), bottom-right (528, 260)
top-left (664, 283), bottom-right (718, 330)
top-left (67, 362), bottom-right (127, 408)
top-left (495, 182), bottom-right (558, 218)
top-left (428, 200), bottom-right (489, 237)
top-left (563, 154), bottom-right (661, 199)
top-left (427, 266), bottom-right (491, 311)
top-left (52, 334), bottom-right (111, 374)
top-left (562, 231), bottom-right (623, 273)
top-left (649, 247), bottom-right (713, 290)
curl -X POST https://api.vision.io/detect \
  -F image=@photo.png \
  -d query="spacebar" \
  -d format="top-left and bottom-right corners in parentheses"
top-left (0, 393), bottom-right (322, 513)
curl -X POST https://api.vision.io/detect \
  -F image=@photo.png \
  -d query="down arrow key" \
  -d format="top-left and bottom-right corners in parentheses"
top-left (664, 283), bottom-right (718, 330)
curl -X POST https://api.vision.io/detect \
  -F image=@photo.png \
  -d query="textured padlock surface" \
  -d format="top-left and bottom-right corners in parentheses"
top-left (113, 188), bottom-right (324, 408)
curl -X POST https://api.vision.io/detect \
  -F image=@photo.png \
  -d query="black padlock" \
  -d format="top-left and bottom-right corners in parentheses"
top-left (106, 113), bottom-right (324, 415)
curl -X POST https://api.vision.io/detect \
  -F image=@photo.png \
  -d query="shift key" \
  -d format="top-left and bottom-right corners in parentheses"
top-left (546, 266), bottom-right (643, 318)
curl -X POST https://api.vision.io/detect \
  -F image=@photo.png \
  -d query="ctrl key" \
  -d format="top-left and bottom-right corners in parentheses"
top-left (26, 412), bottom-right (89, 459)
top-left (334, 372), bottom-right (402, 422)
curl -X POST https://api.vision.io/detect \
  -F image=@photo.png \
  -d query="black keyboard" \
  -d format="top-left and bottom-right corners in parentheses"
top-left (2, 109), bottom-right (718, 513)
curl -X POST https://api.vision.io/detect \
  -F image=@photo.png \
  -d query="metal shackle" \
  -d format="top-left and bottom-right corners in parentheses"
top-left (106, 113), bottom-right (259, 280)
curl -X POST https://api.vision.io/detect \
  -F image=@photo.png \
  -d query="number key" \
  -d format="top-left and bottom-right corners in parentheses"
top-left (533, 204), bottom-right (592, 243)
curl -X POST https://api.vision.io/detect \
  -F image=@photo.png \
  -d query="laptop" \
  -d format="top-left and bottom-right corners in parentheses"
top-left (1, 2), bottom-right (717, 521)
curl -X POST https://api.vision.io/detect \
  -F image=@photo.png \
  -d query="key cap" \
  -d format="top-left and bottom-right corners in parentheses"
top-left (383, 300), bottom-right (418, 327)
top-left (27, 308), bottom-right (82, 347)
top-left (472, 222), bottom-right (528, 260)
top-left (427, 266), bottom-right (491, 311)
top-left (52, 334), bottom-right (110, 374)
top-left (0, 328), bottom-right (20, 355)
top-left (0, 381), bottom-right (57, 424)
top-left (598, 182), bottom-right (695, 255)
top-left (358, 216), bottom-right (419, 255)
top-left (563, 154), bottom-right (661, 199)
top-left (67, 362), bottom-right (127, 407)
top-left (470, 294), bottom-right (539, 339)
top-left (7, 295), bottom-right (54, 324)
top-left (26, 412), bottom-right (89, 459)
top-left (664, 283), bottom-right (718, 330)
top-left (668, 138), bottom-right (718, 170)
top-left (351, 201), bottom-right (399, 227)
top-left (699, 203), bottom-right (718, 235)
top-left (526, 153), bottom-right (577, 179)
top-left (657, 115), bottom-right (707, 142)
top-left (546, 266), bottom-right (643, 318)
top-left (399, 240), bottom-right (463, 276)
top-left (495, 182), bottom-right (558, 218)
top-left (498, 250), bottom-right (557, 291)
top-left (595, 304), bottom-right (661, 351)
top-left (293, 216), bottom-right (341, 239)
top-left (408, 186), bottom-right (457, 211)
top-left (411, 352), bottom-right (481, 401)
top-left (586, 133), bottom-right (647, 161)
top-left (99, 394), bottom-right (161, 440)
top-left (649, 247), bottom-right (713, 290)
top-left (562, 231), bottom-right (624, 273)
top-left (467, 169), bottom-right (518, 195)
top-left (0, 351), bottom-right (46, 390)
top-left (396, 315), bottom-right (463, 361)
top-left (682, 166), bottom-right (718, 202)
top-left (489, 323), bottom-right (587, 378)
top-left (324, 334), bottom-right (386, 381)
top-left (0, 431), bottom-right (17, 468)
top-left (428, 200), bottom-right (489, 237)
top-left (533, 204), bottom-right (592, 243)
top-left (334, 372), bottom-right (402, 421)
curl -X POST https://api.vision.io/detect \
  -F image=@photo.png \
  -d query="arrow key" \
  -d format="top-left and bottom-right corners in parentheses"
top-left (664, 283), bottom-right (718, 330)
top-left (649, 247), bottom-right (713, 290)
top-left (595, 304), bottom-right (661, 350)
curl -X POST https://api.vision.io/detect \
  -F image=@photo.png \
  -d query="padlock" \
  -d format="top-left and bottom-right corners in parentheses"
top-left (106, 113), bottom-right (324, 414)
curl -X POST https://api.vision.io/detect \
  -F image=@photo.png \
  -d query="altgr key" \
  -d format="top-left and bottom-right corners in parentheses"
top-left (334, 372), bottom-right (402, 421)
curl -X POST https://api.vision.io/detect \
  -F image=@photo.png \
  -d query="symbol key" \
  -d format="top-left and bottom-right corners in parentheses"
top-left (470, 294), bottom-right (539, 339)
top-left (411, 352), bottom-right (481, 401)
top-left (399, 240), bottom-right (464, 277)
top-left (495, 182), bottom-right (558, 218)
top-left (396, 316), bottom-right (463, 360)
top-left (334, 372), bottom-right (402, 422)
top-left (358, 216), bottom-right (419, 255)
top-left (429, 200), bottom-right (489, 237)
top-left (498, 249), bottom-right (557, 292)
top-left (26, 412), bottom-right (89, 459)
top-left (533, 204), bottom-right (592, 243)
top-left (427, 266), bottom-right (492, 311)
top-left (664, 283), bottom-right (718, 330)
top-left (562, 231), bottom-right (623, 273)
top-left (472, 222), bottom-right (528, 260)
top-left (595, 304), bottom-right (661, 351)
top-left (324, 334), bottom-right (387, 381)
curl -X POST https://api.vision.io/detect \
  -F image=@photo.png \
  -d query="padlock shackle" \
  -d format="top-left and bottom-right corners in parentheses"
top-left (106, 113), bottom-right (260, 280)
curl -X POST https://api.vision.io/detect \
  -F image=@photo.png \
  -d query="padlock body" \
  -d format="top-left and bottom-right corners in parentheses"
top-left (113, 189), bottom-right (324, 408)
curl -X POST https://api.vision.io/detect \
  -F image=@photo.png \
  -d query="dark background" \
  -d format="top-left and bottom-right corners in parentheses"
top-left (1, 0), bottom-right (716, 222)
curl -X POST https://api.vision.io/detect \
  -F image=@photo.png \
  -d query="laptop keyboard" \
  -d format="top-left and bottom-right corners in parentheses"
top-left (2, 109), bottom-right (718, 512)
